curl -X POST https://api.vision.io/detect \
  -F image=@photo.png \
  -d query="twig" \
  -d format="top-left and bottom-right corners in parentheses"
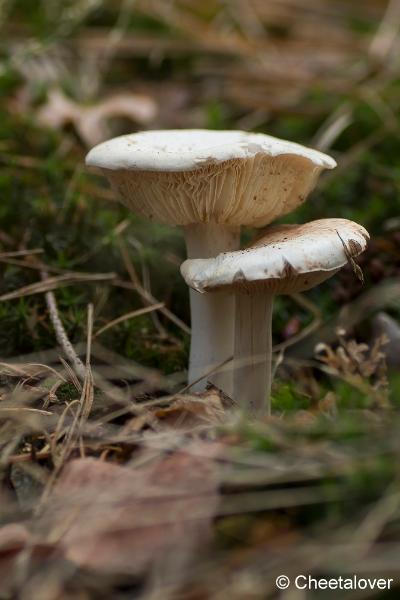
top-left (41, 270), bottom-right (86, 380)
top-left (7, 450), bottom-right (52, 464)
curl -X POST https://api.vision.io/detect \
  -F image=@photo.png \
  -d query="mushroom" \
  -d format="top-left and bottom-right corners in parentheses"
top-left (181, 218), bottom-right (369, 415)
top-left (86, 130), bottom-right (336, 394)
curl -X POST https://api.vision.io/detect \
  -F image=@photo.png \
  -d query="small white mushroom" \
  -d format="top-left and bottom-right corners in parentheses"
top-left (181, 218), bottom-right (369, 415)
top-left (86, 130), bottom-right (336, 394)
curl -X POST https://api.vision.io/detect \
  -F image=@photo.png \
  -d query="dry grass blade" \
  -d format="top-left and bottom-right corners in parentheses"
top-left (0, 272), bottom-right (116, 301)
top-left (273, 293), bottom-right (322, 353)
top-left (90, 341), bottom-right (172, 385)
top-left (0, 375), bottom-right (66, 410)
top-left (179, 355), bottom-right (233, 393)
top-left (79, 304), bottom-right (94, 423)
top-left (336, 230), bottom-right (365, 284)
top-left (37, 399), bottom-right (82, 509)
top-left (288, 278), bottom-right (400, 359)
top-left (0, 407), bottom-right (53, 416)
top-left (0, 248), bottom-right (43, 259)
top-left (59, 357), bottom-right (82, 392)
top-left (219, 486), bottom-right (340, 516)
top-left (312, 103), bottom-right (353, 150)
top-left (90, 369), bottom-right (132, 405)
top-left (0, 256), bottom-right (69, 274)
top-left (0, 344), bottom-right (86, 368)
top-left (116, 234), bottom-right (190, 335)
top-left (0, 362), bottom-right (63, 379)
top-left (117, 234), bottom-right (168, 338)
top-left (320, 125), bottom-right (390, 190)
top-left (339, 279), bottom-right (400, 322)
top-left (37, 305), bottom-right (95, 507)
top-left (369, 0), bottom-right (400, 61)
top-left (115, 279), bottom-right (191, 334)
top-left (353, 486), bottom-right (400, 551)
top-left (94, 302), bottom-right (164, 337)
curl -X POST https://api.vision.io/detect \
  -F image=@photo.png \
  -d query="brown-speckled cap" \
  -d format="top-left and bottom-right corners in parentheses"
top-left (180, 218), bottom-right (369, 294)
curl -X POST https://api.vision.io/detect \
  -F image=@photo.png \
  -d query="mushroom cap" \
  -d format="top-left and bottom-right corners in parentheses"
top-left (180, 218), bottom-right (369, 295)
top-left (85, 130), bottom-right (336, 227)
top-left (86, 129), bottom-right (335, 172)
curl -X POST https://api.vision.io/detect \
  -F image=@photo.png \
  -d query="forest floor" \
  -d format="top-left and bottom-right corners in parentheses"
top-left (1, 1), bottom-right (400, 598)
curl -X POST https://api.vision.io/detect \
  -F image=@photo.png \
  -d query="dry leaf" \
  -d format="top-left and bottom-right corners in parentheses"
top-left (315, 332), bottom-right (389, 407)
top-left (0, 522), bottom-right (31, 553)
top-left (0, 523), bottom-right (58, 597)
top-left (122, 391), bottom-right (225, 434)
top-left (37, 88), bottom-right (158, 146)
top-left (154, 392), bottom-right (224, 428)
top-left (39, 449), bottom-right (219, 578)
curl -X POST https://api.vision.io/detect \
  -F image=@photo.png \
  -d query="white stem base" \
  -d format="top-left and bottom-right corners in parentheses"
top-left (184, 223), bottom-right (240, 395)
top-left (234, 292), bottom-right (273, 416)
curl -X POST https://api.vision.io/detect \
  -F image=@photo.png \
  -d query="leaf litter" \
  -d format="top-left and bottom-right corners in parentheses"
top-left (2, 0), bottom-right (400, 598)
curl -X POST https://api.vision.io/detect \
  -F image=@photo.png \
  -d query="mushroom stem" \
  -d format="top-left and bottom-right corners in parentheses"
top-left (184, 223), bottom-right (240, 394)
top-left (234, 291), bottom-right (273, 415)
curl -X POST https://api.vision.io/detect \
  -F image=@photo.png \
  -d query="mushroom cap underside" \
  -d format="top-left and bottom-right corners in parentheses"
top-left (85, 130), bottom-right (336, 227)
top-left (180, 218), bottom-right (369, 294)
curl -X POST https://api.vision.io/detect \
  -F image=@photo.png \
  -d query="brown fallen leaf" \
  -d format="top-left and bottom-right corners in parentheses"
top-left (122, 390), bottom-right (225, 434)
top-left (0, 522), bottom-right (31, 552)
top-left (0, 522), bottom-right (59, 597)
top-left (37, 88), bottom-right (158, 146)
top-left (154, 391), bottom-right (225, 428)
top-left (0, 524), bottom-right (30, 594)
top-left (38, 448), bottom-right (220, 580)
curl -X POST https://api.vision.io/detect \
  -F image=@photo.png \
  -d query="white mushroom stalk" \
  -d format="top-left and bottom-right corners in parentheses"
top-left (234, 290), bottom-right (274, 413)
top-left (181, 219), bottom-right (370, 415)
top-left (86, 130), bottom-right (336, 395)
top-left (184, 223), bottom-right (239, 392)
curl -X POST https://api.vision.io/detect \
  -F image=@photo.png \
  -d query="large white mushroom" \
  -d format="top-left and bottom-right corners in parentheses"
top-left (86, 130), bottom-right (336, 394)
top-left (181, 218), bottom-right (369, 415)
